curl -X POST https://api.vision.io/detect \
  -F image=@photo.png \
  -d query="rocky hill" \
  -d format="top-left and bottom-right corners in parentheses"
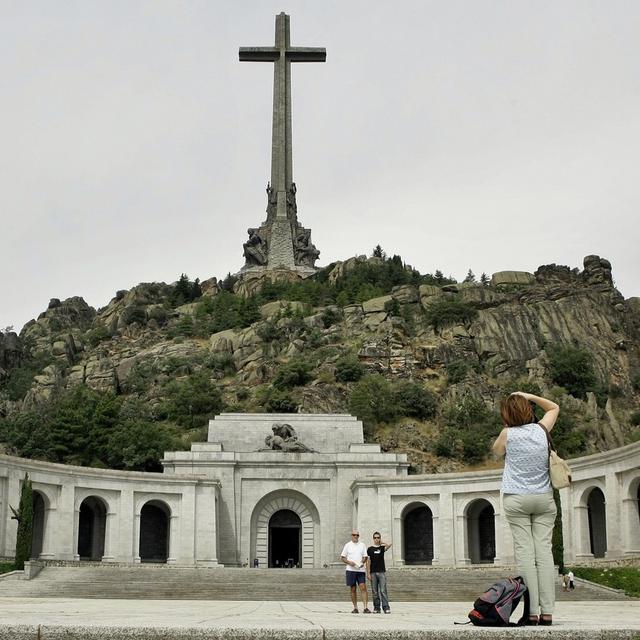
top-left (1, 253), bottom-right (639, 473)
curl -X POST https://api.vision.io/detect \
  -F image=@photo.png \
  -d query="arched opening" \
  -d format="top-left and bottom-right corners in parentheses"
top-left (31, 491), bottom-right (46, 559)
top-left (268, 509), bottom-right (301, 568)
top-left (467, 499), bottom-right (495, 564)
top-left (139, 500), bottom-right (170, 563)
top-left (587, 487), bottom-right (607, 558)
top-left (77, 496), bottom-right (107, 561)
top-left (403, 504), bottom-right (434, 565)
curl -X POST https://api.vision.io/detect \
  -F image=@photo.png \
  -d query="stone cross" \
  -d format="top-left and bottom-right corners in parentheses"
top-left (239, 13), bottom-right (324, 270)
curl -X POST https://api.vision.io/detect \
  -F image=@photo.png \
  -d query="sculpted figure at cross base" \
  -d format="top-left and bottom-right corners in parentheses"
top-left (263, 423), bottom-right (314, 452)
top-left (266, 182), bottom-right (277, 218)
top-left (294, 226), bottom-right (320, 267)
top-left (243, 228), bottom-right (268, 266)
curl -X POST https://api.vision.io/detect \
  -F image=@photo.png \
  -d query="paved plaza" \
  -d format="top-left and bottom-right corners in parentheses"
top-left (0, 598), bottom-right (638, 639)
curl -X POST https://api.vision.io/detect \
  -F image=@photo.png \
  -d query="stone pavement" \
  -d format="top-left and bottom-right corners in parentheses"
top-left (0, 598), bottom-right (638, 639)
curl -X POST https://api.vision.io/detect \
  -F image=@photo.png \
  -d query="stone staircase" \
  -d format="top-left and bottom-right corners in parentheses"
top-left (0, 564), bottom-right (630, 601)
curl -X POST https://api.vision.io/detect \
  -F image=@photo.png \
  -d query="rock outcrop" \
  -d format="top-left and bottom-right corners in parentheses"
top-left (2, 254), bottom-right (638, 471)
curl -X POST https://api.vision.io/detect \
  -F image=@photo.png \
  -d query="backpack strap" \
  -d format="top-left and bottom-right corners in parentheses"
top-left (515, 577), bottom-right (531, 626)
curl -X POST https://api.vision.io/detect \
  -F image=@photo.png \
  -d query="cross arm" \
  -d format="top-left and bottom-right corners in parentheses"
top-left (286, 47), bottom-right (326, 62)
top-left (239, 47), bottom-right (280, 62)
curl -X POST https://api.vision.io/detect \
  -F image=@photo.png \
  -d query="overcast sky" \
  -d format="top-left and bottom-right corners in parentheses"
top-left (2, 1), bottom-right (639, 333)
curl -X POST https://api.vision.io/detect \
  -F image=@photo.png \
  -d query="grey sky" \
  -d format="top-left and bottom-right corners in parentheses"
top-left (2, 1), bottom-right (639, 333)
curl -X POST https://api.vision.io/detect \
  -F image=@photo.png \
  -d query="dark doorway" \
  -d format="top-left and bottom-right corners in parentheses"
top-left (404, 504), bottom-right (434, 564)
top-left (139, 501), bottom-right (170, 563)
top-left (77, 497), bottom-right (107, 560)
top-left (467, 499), bottom-right (495, 564)
top-left (31, 491), bottom-right (45, 559)
top-left (587, 488), bottom-right (607, 558)
top-left (268, 509), bottom-right (301, 568)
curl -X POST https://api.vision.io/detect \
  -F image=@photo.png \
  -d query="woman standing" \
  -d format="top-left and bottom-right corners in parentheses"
top-left (492, 391), bottom-right (560, 626)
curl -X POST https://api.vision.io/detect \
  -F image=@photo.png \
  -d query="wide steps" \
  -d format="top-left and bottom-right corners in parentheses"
top-left (1, 565), bottom-right (630, 601)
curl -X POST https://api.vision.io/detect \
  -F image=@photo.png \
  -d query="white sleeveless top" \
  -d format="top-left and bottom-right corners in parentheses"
top-left (501, 422), bottom-right (551, 494)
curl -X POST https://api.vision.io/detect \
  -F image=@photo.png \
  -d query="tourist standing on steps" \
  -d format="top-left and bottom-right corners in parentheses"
top-left (367, 532), bottom-right (392, 613)
top-left (340, 531), bottom-right (371, 613)
top-left (492, 391), bottom-right (560, 627)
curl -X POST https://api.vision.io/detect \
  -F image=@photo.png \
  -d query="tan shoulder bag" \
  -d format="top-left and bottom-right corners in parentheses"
top-left (538, 423), bottom-right (572, 489)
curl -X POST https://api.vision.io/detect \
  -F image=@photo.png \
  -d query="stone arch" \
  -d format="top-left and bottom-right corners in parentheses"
top-left (402, 502), bottom-right (434, 565)
top-left (139, 499), bottom-right (171, 563)
top-left (619, 474), bottom-right (640, 554)
top-left (268, 509), bottom-right (301, 568)
top-left (585, 487), bottom-right (607, 558)
top-left (465, 498), bottom-right (495, 564)
top-left (31, 490), bottom-right (48, 559)
top-left (251, 491), bottom-right (319, 568)
top-left (77, 496), bottom-right (108, 561)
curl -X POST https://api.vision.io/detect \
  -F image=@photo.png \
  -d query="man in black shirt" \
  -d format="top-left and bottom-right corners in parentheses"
top-left (367, 531), bottom-right (392, 613)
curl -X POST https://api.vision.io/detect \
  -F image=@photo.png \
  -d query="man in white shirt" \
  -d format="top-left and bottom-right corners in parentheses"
top-left (340, 530), bottom-right (370, 613)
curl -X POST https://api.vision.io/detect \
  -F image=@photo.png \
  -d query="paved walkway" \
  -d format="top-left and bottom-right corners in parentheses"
top-left (0, 598), bottom-right (638, 639)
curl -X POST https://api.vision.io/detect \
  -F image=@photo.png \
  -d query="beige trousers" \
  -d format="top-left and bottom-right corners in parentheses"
top-left (503, 491), bottom-right (557, 616)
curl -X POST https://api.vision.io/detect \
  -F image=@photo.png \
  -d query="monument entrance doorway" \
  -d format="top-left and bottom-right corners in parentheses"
top-left (77, 496), bottom-right (106, 561)
top-left (139, 501), bottom-right (170, 563)
top-left (268, 509), bottom-right (301, 568)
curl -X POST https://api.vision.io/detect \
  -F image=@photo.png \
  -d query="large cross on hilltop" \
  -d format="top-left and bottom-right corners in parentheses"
top-left (239, 13), bottom-right (325, 272)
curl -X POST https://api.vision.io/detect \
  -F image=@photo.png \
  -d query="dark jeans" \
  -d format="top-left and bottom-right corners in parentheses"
top-left (370, 572), bottom-right (389, 610)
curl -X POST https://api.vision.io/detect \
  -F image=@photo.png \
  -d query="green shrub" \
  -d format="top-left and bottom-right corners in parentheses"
top-left (256, 320), bottom-right (281, 343)
top-left (348, 375), bottom-right (397, 431)
top-left (195, 291), bottom-right (261, 334)
top-left (147, 306), bottom-right (169, 326)
top-left (273, 359), bottom-right (313, 389)
top-left (547, 345), bottom-right (597, 399)
top-left (263, 389), bottom-right (297, 413)
top-left (435, 396), bottom-right (501, 464)
top-left (122, 305), bottom-right (147, 326)
top-left (424, 299), bottom-right (477, 331)
top-left (630, 410), bottom-right (640, 427)
top-left (393, 381), bottom-right (437, 419)
top-left (163, 372), bottom-right (223, 427)
top-left (335, 356), bottom-right (365, 383)
top-left (172, 316), bottom-right (194, 337)
top-left (631, 370), bottom-right (640, 392)
top-left (106, 420), bottom-right (178, 472)
top-left (446, 360), bottom-right (469, 384)
top-left (0, 351), bottom-right (54, 402)
top-left (206, 352), bottom-right (236, 376)
top-left (321, 307), bottom-right (342, 328)
top-left (384, 298), bottom-right (401, 317)
top-left (85, 325), bottom-right (111, 347)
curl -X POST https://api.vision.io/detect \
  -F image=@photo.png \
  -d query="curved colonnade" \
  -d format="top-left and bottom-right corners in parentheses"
top-left (0, 441), bottom-right (638, 567)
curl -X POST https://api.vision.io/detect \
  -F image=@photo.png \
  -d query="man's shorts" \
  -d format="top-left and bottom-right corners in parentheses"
top-left (346, 571), bottom-right (366, 586)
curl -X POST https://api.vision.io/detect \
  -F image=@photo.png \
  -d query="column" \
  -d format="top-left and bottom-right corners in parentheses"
top-left (167, 514), bottom-right (179, 564)
top-left (101, 510), bottom-right (117, 562)
top-left (604, 472), bottom-right (622, 558)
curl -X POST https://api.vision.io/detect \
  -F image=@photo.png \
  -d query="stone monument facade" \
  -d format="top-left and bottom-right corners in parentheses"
top-left (239, 13), bottom-right (323, 274)
top-left (0, 415), bottom-right (638, 567)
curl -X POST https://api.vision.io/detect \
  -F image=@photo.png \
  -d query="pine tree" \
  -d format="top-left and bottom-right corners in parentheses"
top-left (463, 269), bottom-right (476, 283)
top-left (480, 272), bottom-right (490, 286)
top-left (372, 245), bottom-right (385, 259)
top-left (11, 473), bottom-right (34, 570)
top-left (434, 270), bottom-right (445, 285)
